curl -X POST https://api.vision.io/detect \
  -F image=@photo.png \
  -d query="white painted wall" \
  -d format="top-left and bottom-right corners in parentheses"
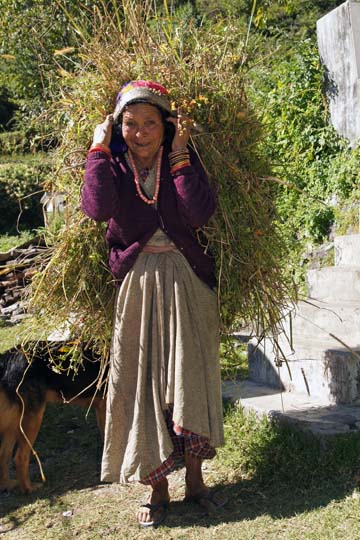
top-left (317, 1), bottom-right (360, 146)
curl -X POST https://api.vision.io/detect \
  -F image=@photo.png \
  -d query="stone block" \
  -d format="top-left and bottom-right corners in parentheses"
top-left (248, 335), bottom-right (360, 404)
top-left (291, 299), bottom-right (360, 347)
top-left (334, 234), bottom-right (360, 266)
top-left (306, 267), bottom-right (360, 302)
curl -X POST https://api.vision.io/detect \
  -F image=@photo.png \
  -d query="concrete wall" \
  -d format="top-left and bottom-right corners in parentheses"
top-left (317, 1), bottom-right (360, 146)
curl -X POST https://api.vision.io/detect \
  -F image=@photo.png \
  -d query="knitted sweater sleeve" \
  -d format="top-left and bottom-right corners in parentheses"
top-left (172, 148), bottom-right (216, 228)
top-left (81, 151), bottom-right (119, 221)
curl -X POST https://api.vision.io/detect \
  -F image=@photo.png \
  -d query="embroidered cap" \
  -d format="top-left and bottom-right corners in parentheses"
top-left (113, 80), bottom-right (173, 123)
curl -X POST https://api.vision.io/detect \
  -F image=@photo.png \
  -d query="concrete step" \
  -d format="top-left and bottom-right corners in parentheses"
top-left (306, 266), bottom-right (360, 302)
top-left (335, 234), bottom-right (360, 266)
top-left (248, 335), bottom-right (360, 404)
top-left (290, 299), bottom-right (360, 346)
top-left (222, 379), bottom-right (360, 435)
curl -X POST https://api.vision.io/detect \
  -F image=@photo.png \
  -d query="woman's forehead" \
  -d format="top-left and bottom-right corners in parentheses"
top-left (123, 103), bottom-right (162, 119)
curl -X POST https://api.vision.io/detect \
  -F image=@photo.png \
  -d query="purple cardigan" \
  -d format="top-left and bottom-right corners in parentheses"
top-left (81, 146), bottom-right (217, 289)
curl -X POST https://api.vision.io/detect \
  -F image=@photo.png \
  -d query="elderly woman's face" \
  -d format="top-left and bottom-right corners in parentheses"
top-left (122, 103), bottom-right (164, 165)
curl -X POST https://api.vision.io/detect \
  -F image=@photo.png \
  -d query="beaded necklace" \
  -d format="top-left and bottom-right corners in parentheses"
top-left (127, 146), bottom-right (163, 205)
top-left (139, 167), bottom-right (150, 182)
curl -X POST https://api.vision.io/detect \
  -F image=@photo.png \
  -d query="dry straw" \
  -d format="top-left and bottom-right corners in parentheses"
top-left (24, 0), bottom-right (297, 369)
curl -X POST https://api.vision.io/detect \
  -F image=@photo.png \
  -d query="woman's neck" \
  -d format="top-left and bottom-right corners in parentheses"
top-left (130, 147), bottom-right (162, 171)
top-left (133, 156), bottom-right (153, 170)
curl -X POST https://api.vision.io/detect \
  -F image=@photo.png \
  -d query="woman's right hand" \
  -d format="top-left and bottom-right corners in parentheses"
top-left (92, 114), bottom-right (113, 147)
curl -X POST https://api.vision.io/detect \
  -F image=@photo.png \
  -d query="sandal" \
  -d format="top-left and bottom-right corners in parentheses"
top-left (184, 490), bottom-right (228, 513)
top-left (137, 501), bottom-right (169, 528)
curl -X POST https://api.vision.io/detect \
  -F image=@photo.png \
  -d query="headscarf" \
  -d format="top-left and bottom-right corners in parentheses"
top-left (113, 80), bottom-right (173, 124)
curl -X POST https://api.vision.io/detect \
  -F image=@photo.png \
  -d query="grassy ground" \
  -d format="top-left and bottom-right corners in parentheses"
top-left (0, 399), bottom-right (359, 539)
top-left (0, 307), bottom-right (359, 538)
top-left (0, 232), bottom-right (37, 253)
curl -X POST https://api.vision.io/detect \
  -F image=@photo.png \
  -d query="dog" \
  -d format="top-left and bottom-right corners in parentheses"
top-left (0, 342), bottom-right (107, 494)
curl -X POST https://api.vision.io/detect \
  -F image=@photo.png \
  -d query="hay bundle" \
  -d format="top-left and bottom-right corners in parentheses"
top-left (24, 1), bottom-right (297, 364)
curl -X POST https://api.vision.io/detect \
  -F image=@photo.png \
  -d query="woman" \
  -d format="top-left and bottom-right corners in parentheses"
top-left (82, 80), bottom-right (225, 527)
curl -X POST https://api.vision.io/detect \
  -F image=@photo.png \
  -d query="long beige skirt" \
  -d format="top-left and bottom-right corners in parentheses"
top-left (101, 236), bottom-right (224, 484)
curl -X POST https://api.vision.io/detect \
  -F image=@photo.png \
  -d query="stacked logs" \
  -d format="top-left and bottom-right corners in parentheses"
top-left (0, 237), bottom-right (48, 324)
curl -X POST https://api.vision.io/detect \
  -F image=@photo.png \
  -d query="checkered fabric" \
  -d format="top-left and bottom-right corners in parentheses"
top-left (140, 408), bottom-right (216, 486)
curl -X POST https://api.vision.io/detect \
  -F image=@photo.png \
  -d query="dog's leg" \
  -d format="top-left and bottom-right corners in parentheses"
top-left (0, 429), bottom-right (18, 491)
top-left (14, 404), bottom-right (46, 494)
top-left (94, 398), bottom-right (106, 441)
top-left (0, 393), bottom-right (20, 491)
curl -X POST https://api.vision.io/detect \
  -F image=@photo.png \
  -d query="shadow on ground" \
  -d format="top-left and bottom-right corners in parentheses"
top-left (0, 402), bottom-right (359, 532)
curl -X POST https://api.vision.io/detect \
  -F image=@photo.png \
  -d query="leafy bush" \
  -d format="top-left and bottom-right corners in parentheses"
top-left (0, 131), bottom-right (30, 154)
top-left (0, 230), bottom-right (36, 252)
top-left (0, 85), bottom-right (17, 129)
top-left (0, 157), bottom-right (49, 233)
top-left (249, 38), bottom-right (359, 258)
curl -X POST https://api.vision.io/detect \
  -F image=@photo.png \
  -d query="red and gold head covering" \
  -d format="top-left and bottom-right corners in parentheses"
top-left (113, 80), bottom-right (173, 122)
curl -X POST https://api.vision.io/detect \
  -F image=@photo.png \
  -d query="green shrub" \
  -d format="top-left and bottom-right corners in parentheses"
top-left (249, 38), bottom-right (359, 261)
top-left (0, 156), bottom-right (49, 233)
top-left (0, 130), bottom-right (30, 154)
top-left (0, 85), bottom-right (17, 129)
top-left (0, 230), bottom-right (36, 252)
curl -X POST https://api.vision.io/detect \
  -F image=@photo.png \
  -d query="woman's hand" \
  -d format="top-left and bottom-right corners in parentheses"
top-left (92, 114), bottom-right (113, 147)
top-left (166, 114), bottom-right (194, 151)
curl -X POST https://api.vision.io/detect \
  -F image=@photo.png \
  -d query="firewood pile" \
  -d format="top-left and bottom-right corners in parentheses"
top-left (0, 236), bottom-right (48, 324)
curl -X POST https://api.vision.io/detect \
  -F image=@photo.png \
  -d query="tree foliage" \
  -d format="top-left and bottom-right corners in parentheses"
top-left (0, 156), bottom-right (49, 233)
top-left (0, 0), bottom-right (105, 127)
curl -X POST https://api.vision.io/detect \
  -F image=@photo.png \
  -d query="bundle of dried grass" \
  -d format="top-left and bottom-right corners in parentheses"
top-left (23, 0), bottom-right (297, 366)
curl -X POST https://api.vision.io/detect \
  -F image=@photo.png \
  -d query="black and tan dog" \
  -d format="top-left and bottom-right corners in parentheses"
top-left (0, 342), bottom-right (107, 493)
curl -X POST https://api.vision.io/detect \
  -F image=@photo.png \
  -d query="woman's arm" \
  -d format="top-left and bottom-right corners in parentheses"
top-left (166, 114), bottom-right (215, 228)
top-left (81, 115), bottom-right (120, 222)
top-left (172, 150), bottom-right (216, 228)
top-left (82, 153), bottom-right (120, 221)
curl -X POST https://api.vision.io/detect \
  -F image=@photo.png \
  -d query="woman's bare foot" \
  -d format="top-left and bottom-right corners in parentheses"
top-left (184, 453), bottom-right (227, 512)
top-left (137, 477), bottom-right (170, 527)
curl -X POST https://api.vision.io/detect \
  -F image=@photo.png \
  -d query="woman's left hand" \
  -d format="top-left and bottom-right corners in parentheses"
top-left (166, 114), bottom-right (194, 151)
